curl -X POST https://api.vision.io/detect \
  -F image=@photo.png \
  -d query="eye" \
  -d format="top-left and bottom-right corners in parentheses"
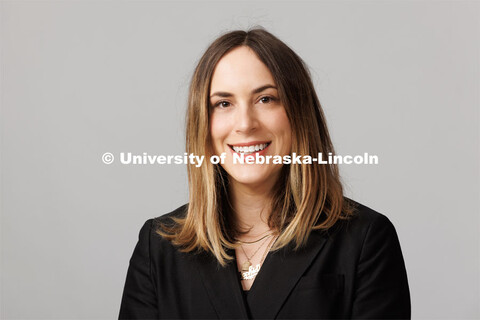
top-left (258, 96), bottom-right (277, 104)
top-left (214, 100), bottom-right (231, 108)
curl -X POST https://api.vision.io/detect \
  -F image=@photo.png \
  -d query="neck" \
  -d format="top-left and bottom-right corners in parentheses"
top-left (228, 178), bottom-right (277, 239)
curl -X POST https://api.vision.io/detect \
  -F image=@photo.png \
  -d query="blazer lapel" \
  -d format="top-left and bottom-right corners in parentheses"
top-left (246, 231), bottom-right (328, 319)
top-left (195, 249), bottom-right (249, 319)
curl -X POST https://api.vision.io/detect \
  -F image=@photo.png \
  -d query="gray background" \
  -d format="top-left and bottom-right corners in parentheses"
top-left (1, 0), bottom-right (479, 319)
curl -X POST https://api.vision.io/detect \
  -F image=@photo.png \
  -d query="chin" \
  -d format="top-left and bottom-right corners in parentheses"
top-left (230, 175), bottom-right (268, 187)
top-left (226, 166), bottom-right (280, 187)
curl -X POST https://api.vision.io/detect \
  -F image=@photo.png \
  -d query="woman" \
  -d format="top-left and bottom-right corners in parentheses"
top-left (119, 28), bottom-right (410, 319)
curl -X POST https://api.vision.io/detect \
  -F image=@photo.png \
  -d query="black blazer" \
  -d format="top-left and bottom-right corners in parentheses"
top-left (119, 201), bottom-right (410, 319)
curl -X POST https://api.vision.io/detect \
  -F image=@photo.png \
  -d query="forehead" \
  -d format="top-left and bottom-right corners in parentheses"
top-left (210, 46), bottom-right (276, 93)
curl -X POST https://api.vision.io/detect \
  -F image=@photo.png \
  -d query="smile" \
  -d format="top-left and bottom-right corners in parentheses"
top-left (228, 142), bottom-right (271, 154)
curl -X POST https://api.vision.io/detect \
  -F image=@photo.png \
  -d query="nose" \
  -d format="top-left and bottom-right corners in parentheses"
top-left (234, 103), bottom-right (258, 134)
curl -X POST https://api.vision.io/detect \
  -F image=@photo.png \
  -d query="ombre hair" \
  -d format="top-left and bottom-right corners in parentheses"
top-left (158, 28), bottom-right (355, 266)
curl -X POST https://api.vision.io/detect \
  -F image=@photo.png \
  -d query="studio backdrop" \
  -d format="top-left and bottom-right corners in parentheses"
top-left (1, 1), bottom-right (479, 319)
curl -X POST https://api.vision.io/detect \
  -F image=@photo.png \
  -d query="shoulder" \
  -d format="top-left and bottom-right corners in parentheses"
top-left (322, 198), bottom-right (401, 248)
top-left (136, 203), bottom-right (188, 233)
top-left (134, 204), bottom-right (189, 253)
top-left (341, 198), bottom-right (395, 231)
top-left (151, 203), bottom-right (188, 230)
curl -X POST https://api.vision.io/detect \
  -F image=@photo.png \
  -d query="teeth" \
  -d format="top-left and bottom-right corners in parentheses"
top-left (232, 143), bottom-right (269, 154)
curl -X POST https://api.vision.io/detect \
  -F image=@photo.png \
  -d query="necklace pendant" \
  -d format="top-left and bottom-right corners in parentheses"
top-left (240, 264), bottom-right (261, 280)
top-left (241, 261), bottom-right (252, 272)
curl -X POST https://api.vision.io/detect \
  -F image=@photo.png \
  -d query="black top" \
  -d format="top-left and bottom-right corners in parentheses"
top-left (241, 290), bottom-right (252, 319)
top-left (119, 200), bottom-right (410, 319)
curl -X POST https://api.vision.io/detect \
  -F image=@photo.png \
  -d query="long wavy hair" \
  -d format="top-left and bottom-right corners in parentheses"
top-left (158, 28), bottom-right (355, 266)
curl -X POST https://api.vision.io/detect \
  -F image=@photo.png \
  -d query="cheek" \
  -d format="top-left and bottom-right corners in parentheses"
top-left (209, 114), bottom-right (230, 147)
top-left (270, 110), bottom-right (292, 140)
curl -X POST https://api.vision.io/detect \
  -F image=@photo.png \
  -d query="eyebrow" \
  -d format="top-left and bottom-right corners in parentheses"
top-left (210, 84), bottom-right (277, 98)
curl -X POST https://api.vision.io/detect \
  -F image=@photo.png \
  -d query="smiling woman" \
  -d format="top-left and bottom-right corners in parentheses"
top-left (119, 28), bottom-right (411, 319)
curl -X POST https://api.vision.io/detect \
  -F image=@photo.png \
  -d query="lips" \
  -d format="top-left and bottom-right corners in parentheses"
top-left (227, 141), bottom-right (271, 155)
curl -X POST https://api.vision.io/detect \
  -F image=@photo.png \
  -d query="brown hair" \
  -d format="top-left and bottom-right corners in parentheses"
top-left (158, 28), bottom-right (355, 266)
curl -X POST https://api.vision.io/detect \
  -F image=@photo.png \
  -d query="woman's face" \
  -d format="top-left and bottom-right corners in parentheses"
top-left (209, 46), bottom-right (292, 190)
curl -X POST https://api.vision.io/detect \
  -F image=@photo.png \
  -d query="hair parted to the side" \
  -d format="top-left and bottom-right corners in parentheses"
top-left (157, 27), bottom-right (355, 266)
